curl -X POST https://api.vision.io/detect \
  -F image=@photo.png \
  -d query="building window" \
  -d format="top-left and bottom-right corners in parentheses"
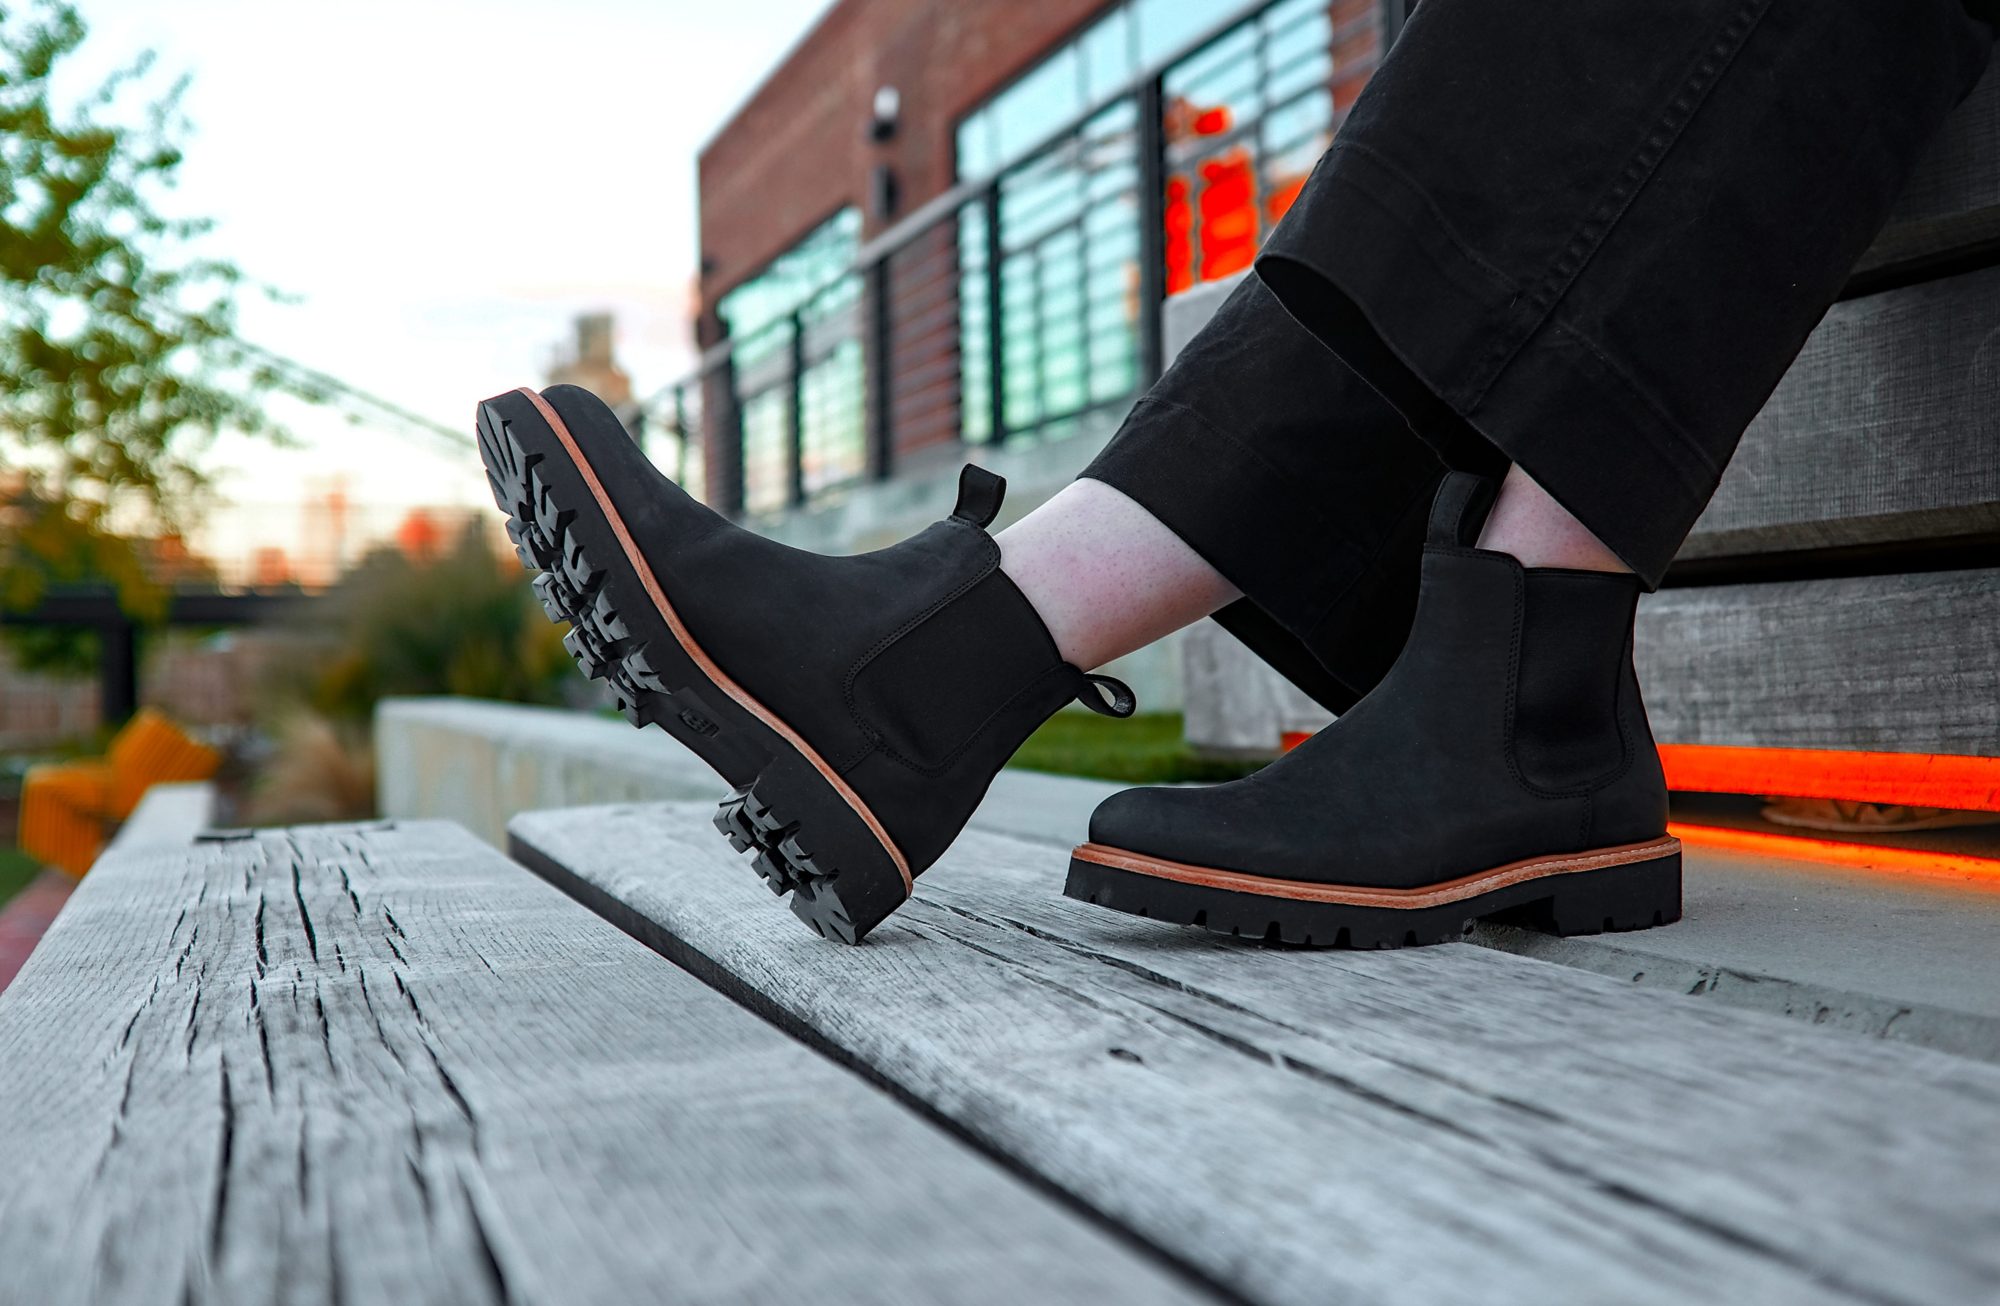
top-left (715, 208), bottom-right (869, 512)
top-left (740, 388), bottom-right (792, 516)
top-left (951, 0), bottom-right (1364, 448)
top-left (954, 1), bottom-right (1308, 186)
top-left (958, 96), bottom-right (1142, 445)
top-left (799, 277), bottom-right (867, 496)
top-left (716, 208), bottom-right (862, 343)
top-left (1163, 0), bottom-right (1345, 292)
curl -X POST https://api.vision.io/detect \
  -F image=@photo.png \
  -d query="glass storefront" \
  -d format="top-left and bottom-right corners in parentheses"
top-left (691, 0), bottom-right (1369, 512)
top-left (715, 208), bottom-right (868, 513)
top-left (954, 0), bottom-right (1261, 183)
top-left (716, 208), bottom-right (862, 346)
top-left (952, 0), bottom-right (1338, 445)
top-left (1163, 0), bottom-right (1334, 291)
top-left (960, 98), bottom-right (1142, 445)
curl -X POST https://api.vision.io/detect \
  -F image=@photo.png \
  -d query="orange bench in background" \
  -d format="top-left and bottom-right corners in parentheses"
top-left (17, 709), bottom-right (221, 876)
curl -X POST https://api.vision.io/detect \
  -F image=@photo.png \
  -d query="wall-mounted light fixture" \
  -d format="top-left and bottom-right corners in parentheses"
top-left (870, 85), bottom-right (900, 142)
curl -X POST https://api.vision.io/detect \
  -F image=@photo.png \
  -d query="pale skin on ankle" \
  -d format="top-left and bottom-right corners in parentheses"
top-left (997, 478), bottom-right (1240, 671)
top-left (1474, 463), bottom-right (1632, 573)
top-left (997, 464), bottom-right (1628, 673)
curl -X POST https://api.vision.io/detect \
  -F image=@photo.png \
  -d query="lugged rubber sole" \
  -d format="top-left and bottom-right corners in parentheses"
top-left (476, 388), bottom-right (908, 944)
top-left (1063, 837), bottom-right (1683, 948)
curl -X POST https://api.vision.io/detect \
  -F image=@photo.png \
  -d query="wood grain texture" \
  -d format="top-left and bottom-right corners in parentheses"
top-left (1681, 265), bottom-right (2000, 560)
top-left (513, 802), bottom-right (2000, 1306)
top-left (0, 819), bottom-right (1207, 1306)
top-left (1854, 60), bottom-right (2000, 281)
top-left (1636, 568), bottom-right (2000, 753)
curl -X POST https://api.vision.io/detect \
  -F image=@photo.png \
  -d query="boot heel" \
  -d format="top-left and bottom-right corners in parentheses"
top-left (712, 755), bottom-right (909, 945)
top-left (1532, 849), bottom-right (1682, 937)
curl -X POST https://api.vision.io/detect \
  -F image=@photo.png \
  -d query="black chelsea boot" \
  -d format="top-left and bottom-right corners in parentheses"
top-left (1067, 472), bottom-right (1680, 948)
top-left (477, 385), bottom-right (1133, 944)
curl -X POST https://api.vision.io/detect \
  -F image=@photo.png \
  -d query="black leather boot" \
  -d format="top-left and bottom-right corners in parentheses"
top-left (477, 385), bottom-right (1133, 943)
top-left (1067, 472), bottom-right (1680, 948)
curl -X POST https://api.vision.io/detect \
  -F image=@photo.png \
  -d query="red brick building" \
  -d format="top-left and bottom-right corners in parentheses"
top-left (677, 0), bottom-right (1402, 517)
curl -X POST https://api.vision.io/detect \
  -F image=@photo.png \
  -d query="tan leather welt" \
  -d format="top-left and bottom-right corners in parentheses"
top-left (1070, 836), bottom-right (1682, 909)
top-left (516, 387), bottom-right (914, 895)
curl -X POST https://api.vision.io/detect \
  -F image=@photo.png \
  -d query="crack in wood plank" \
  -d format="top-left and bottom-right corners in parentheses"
top-left (0, 819), bottom-right (1209, 1305)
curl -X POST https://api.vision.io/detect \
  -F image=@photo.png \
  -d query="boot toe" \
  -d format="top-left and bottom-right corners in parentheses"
top-left (1087, 783), bottom-right (1262, 872)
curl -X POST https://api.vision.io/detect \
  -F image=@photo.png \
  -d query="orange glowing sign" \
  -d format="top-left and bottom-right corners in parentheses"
top-left (1668, 821), bottom-right (2000, 888)
top-left (1658, 744), bottom-right (2000, 813)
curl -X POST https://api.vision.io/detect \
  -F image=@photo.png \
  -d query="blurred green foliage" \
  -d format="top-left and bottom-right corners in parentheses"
top-left (0, 2), bottom-right (319, 669)
top-left (0, 845), bottom-right (39, 910)
top-left (1009, 712), bottom-right (1269, 785)
top-left (291, 525), bottom-right (573, 724)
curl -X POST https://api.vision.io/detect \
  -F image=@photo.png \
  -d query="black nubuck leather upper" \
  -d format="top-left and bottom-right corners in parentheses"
top-left (1088, 472), bottom-right (1669, 889)
top-left (539, 385), bottom-right (1132, 877)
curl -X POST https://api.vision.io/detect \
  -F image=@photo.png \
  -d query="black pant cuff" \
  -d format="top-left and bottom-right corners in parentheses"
top-left (1257, 144), bottom-right (1719, 589)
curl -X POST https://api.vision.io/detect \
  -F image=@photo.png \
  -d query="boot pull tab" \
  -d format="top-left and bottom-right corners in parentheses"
top-left (951, 464), bottom-right (1007, 529)
top-left (1075, 672), bottom-right (1137, 719)
top-left (1427, 471), bottom-right (1499, 548)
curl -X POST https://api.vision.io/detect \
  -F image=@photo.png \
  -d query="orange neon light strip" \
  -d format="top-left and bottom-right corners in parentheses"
top-left (1658, 744), bottom-right (2000, 812)
top-left (1668, 821), bottom-right (2000, 886)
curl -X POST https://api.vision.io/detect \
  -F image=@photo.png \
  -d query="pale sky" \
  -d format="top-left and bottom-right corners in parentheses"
top-left (64, 0), bottom-right (833, 576)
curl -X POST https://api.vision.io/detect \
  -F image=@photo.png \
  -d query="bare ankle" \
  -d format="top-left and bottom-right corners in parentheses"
top-left (996, 478), bottom-right (1239, 669)
top-left (1475, 464), bottom-right (1631, 573)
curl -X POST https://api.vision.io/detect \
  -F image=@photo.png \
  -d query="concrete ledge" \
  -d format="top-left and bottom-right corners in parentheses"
top-left (377, 699), bottom-right (729, 848)
top-left (375, 697), bottom-right (1124, 851)
top-left (108, 782), bottom-right (215, 854)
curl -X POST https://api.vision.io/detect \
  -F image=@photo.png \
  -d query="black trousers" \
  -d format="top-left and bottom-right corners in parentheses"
top-left (1085, 0), bottom-right (1994, 714)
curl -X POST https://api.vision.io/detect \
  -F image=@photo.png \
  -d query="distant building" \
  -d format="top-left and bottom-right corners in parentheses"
top-left (547, 312), bottom-right (639, 434)
top-left (664, 0), bottom-right (1399, 525)
top-left (251, 547), bottom-right (293, 589)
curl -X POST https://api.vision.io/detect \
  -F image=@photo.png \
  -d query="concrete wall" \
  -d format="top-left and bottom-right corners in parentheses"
top-left (376, 699), bottom-right (730, 850)
top-left (375, 697), bottom-right (1123, 851)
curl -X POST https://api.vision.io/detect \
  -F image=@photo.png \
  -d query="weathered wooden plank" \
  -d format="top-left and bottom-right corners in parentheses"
top-left (1636, 568), bottom-right (2000, 753)
top-left (0, 819), bottom-right (1208, 1306)
top-left (1680, 265), bottom-right (2000, 561)
top-left (1854, 60), bottom-right (2000, 282)
top-left (513, 802), bottom-right (2000, 1306)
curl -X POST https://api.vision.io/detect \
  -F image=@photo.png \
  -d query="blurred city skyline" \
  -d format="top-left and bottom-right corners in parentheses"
top-left (62, 0), bottom-right (835, 582)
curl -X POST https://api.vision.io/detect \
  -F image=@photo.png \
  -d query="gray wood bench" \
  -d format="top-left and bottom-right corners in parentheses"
top-left (0, 817), bottom-right (1206, 1305)
top-left (512, 801), bottom-right (2000, 1306)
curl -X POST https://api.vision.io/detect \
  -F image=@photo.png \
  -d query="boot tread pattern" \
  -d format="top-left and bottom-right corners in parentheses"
top-left (477, 399), bottom-right (873, 943)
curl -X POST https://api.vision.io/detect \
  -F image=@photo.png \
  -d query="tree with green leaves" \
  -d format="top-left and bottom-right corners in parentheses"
top-left (0, 0), bottom-right (318, 669)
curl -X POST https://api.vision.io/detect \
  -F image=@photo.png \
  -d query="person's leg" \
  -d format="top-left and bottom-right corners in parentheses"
top-left (999, 445), bottom-right (1629, 676)
top-left (1070, 272), bottom-right (1456, 713)
top-left (480, 386), bottom-right (1139, 945)
top-left (996, 479), bottom-right (1240, 673)
top-left (1069, 0), bottom-right (1994, 946)
top-left (1475, 465), bottom-right (1630, 575)
top-left (480, 272), bottom-right (1439, 947)
top-left (1257, 0), bottom-right (1994, 583)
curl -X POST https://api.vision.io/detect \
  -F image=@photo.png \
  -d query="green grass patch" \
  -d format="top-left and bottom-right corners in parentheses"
top-left (0, 846), bottom-right (43, 912)
top-left (1007, 712), bottom-right (1268, 786)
